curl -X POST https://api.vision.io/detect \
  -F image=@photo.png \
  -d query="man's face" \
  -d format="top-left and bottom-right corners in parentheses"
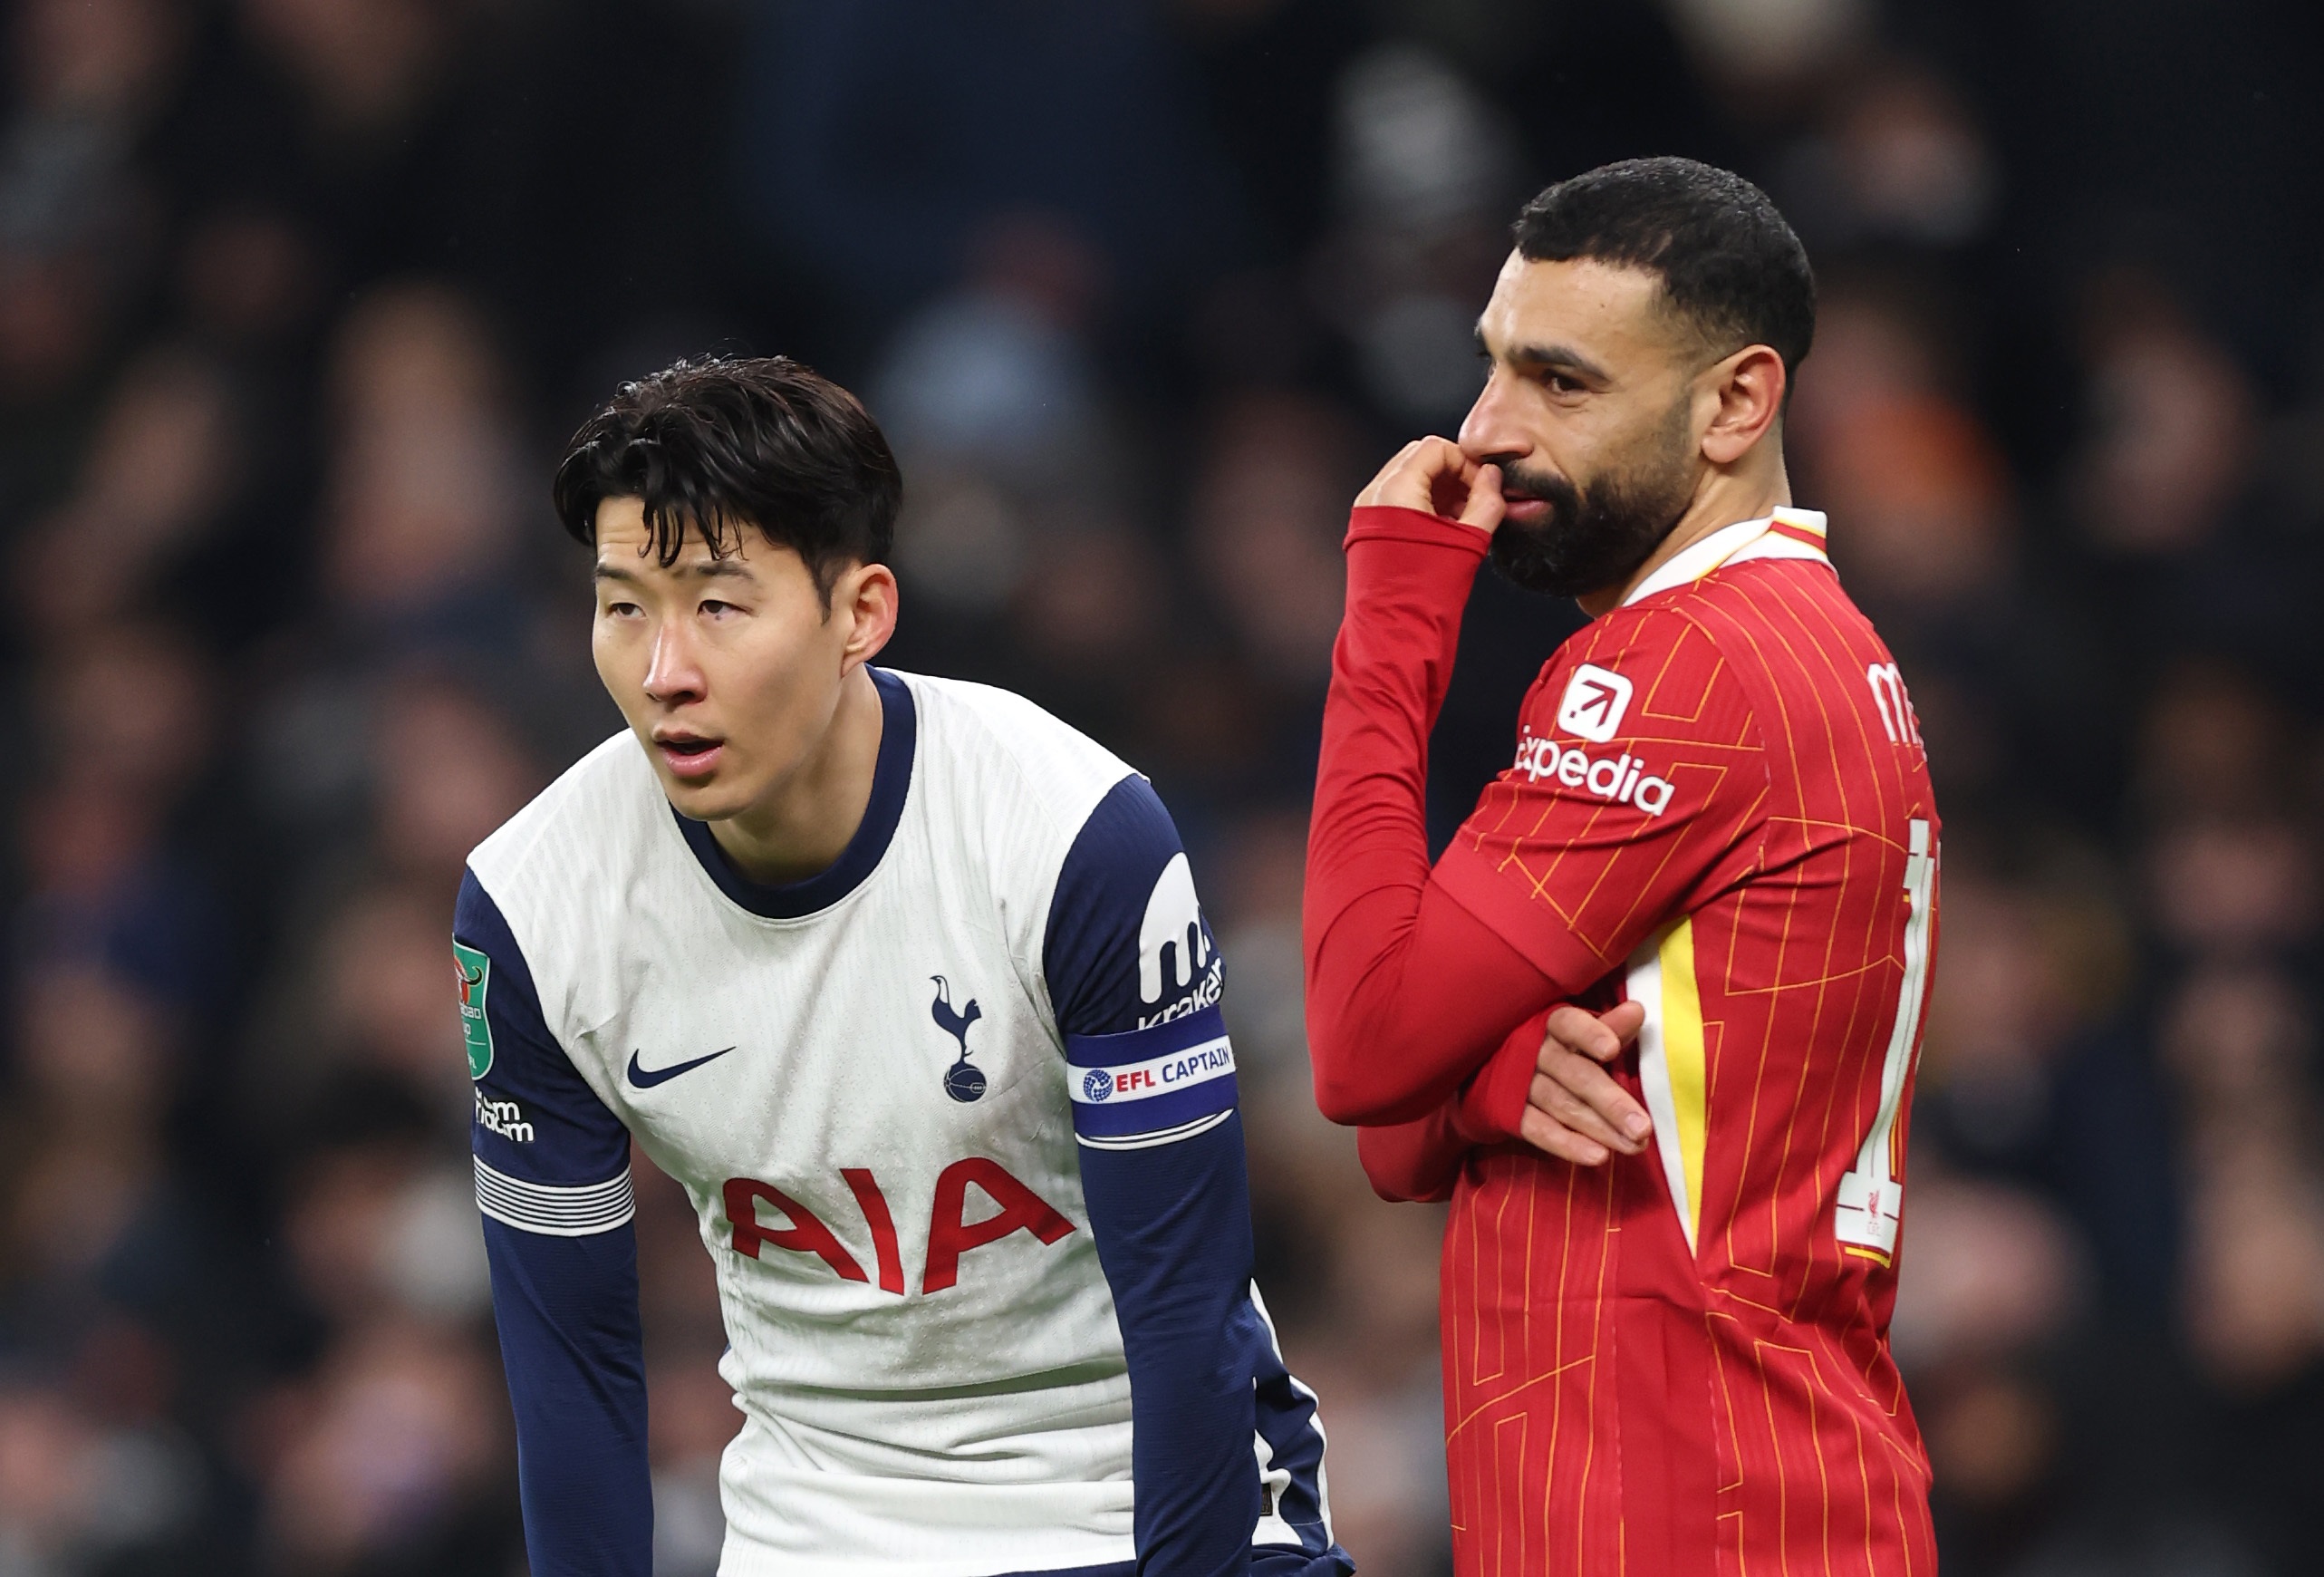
top-left (1459, 254), bottom-right (1707, 598)
top-left (591, 497), bottom-right (860, 824)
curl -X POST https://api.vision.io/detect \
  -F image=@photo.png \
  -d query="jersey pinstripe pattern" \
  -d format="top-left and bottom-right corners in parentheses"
top-left (1432, 511), bottom-right (1942, 1575)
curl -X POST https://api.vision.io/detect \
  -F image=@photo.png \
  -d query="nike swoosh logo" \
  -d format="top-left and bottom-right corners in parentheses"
top-left (625, 1047), bottom-right (737, 1088)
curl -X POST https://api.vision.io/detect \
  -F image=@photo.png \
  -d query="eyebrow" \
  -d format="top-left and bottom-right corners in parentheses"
top-left (592, 556), bottom-right (757, 585)
top-left (1477, 327), bottom-right (1612, 385)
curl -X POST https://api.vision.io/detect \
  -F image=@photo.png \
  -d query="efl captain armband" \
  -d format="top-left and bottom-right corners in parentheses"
top-left (1066, 1003), bottom-right (1239, 1151)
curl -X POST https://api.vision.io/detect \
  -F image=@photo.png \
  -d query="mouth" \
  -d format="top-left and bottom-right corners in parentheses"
top-left (651, 730), bottom-right (726, 779)
top-left (1500, 491), bottom-right (1549, 525)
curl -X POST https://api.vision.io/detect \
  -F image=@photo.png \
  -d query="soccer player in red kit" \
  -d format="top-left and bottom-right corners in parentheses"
top-left (1304, 158), bottom-right (1940, 1573)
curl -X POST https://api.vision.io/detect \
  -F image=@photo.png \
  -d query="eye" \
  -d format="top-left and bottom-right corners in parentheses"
top-left (603, 599), bottom-right (642, 618)
top-left (1543, 372), bottom-right (1585, 394)
top-left (700, 598), bottom-right (738, 617)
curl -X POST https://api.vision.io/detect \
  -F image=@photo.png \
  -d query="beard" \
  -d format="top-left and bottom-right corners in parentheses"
top-left (1486, 409), bottom-right (1698, 600)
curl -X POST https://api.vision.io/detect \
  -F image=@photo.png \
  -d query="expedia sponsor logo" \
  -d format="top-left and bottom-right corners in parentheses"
top-left (1512, 727), bottom-right (1676, 817)
top-left (474, 1088), bottom-right (535, 1143)
top-left (1557, 663), bottom-right (1634, 742)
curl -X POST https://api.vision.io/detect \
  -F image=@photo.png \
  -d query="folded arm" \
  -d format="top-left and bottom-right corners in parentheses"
top-left (1355, 1008), bottom-right (1548, 1201)
top-left (1355, 1000), bottom-right (1654, 1200)
top-left (1302, 481), bottom-right (1562, 1127)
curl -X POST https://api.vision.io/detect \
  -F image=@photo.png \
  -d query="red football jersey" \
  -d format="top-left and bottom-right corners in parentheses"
top-left (1423, 507), bottom-right (1942, 1575)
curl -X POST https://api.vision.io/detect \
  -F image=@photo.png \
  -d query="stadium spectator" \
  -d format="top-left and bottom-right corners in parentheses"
top-left (0, 2), bottom-right (2318, 1572)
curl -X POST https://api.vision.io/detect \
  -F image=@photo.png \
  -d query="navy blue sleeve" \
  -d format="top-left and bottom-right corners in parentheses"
top-left (457, 869), bottom-right (651, 1577)
top-left (1047, 778), bottom-right (1353, 1577)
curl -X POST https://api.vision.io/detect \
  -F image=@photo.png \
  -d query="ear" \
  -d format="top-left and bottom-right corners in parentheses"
top-left (834, 561), bottom-right (899, 671)
top-left (1698, 344), bottom-right (1787, 468)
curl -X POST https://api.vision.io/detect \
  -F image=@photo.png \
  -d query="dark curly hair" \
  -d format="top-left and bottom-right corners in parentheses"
top-left (552, 355), bottom-right (902, 603)
top-left (1513, 157), bottom-right (1816, 399)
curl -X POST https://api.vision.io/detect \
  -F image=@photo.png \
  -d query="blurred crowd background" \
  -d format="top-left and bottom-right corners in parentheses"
top-left (0, 0), bottom-right (2320, 1572)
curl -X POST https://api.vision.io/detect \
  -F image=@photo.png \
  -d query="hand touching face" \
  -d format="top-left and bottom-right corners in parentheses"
top-left (1353, 435), bottom-right (1508, 534)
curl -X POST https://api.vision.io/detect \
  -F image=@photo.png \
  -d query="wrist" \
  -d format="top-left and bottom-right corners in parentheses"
top-left (1345, 504), bottom-right (1494, 556)
top-left (1454, 1009), bottom-right (1554, 1144)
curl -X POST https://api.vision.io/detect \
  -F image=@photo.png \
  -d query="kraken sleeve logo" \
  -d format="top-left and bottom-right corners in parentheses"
top-left (1138, 853), bottom-right (1210, 1005)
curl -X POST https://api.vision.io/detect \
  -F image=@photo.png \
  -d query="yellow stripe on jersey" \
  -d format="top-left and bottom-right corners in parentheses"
top-left (1627, 916), bottom-right (1711, 1255)
top-left (1660, 916), bottom-right (1710, 1252)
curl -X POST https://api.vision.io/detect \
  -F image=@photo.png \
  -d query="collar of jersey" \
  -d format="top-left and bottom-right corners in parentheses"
top-left (670, 666), bottom-right (917, 920)
top-left (1621, 506), bottom-right (1830, 607)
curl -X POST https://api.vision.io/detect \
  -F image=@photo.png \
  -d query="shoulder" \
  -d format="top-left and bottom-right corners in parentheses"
top-left (1655, 556), bottom-right (1903, 742)
top-left (1682, 550), bottom-right (1860, 641)
top-left (467, 728), bottom-right (664, 916)
top-left (1522, 597), bottom-right (1757, 753)
top-left (895, 669), bottom-right (1135, 847)
top-left (1046, 774), bottom-right (1221, 1042)
top-left (1535, 540), bottom-right (1886, 735)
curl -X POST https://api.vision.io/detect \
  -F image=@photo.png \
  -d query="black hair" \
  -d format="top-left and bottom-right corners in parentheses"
top-left (552, 355), bottom-right (902, 601)
top-left (1512, 157), bottom-right (1816, 394)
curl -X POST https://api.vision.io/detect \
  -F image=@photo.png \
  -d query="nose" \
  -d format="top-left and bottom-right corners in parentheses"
top-left (1459, 367), bottom-right (1530, 467)
top-left (641, 619), bottom-right (705, 707)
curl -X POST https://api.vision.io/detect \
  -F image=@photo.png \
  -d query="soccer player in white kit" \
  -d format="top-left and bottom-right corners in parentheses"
top-left (454, 358), bottom-right (1349, 1577)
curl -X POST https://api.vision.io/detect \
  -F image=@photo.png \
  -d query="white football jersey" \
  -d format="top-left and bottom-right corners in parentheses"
top-left (458, 668), bottom-right (1341, 1577)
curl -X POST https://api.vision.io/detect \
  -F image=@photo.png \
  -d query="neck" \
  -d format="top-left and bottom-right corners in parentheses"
top-left (1577, 447), bottom-right (1792, 618)
top-left (709, 664), bottom-right (885, 885)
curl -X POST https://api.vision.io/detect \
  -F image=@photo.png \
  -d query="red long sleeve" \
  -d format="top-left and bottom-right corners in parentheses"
top-left (1304, 506), bottom-right (1559, 1127)
top-left (1356, 1107), bottom-right (1467, 1203)
top-left (1355, 1007), bottom-right (1551, 1201)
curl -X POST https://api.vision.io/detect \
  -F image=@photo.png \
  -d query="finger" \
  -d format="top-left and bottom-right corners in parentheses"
top-left (1418, 439), bottom-right (1474, 518)
top-left (1414, 435), bottom-right (1469, 473)
top-left (1542, 1004), bottom-right (1626, 1066)
top-left (1599, 1000), bottom-right (1646, 1047)
top-left (1456, 460), bottom-right (1505, 535)
top-left (1358, 438), bottom-right (1471, 514)
top-left (1517, 1106), bottom-right (1612, 1166)
top-left (1528, 1071), bottom-right (1641, 1154)
top-left (1546, 1050), bottom-right (1654, 1146)
top-left (1354, 440), bottom-right (1430, 508)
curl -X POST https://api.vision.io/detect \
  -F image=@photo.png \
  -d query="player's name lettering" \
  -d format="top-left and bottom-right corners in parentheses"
top-left (1135, 954), bottom-right (1223, 1030)
top-left (723, 1157), bottom-right (1074, 1297)
top-left (474, 1088), bottom-right (535, 1143)
top-left (1511, 730), bottom-right (1675, 817)
top-left (1074, 1036), bottom-right (1236, 1106)
top-left (1866, 661), bottom-right (1924, 749)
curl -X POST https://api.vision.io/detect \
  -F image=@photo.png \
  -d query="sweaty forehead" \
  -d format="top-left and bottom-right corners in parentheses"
top-left (1478, 254), bottom-right (1690, 365)
top-left (593, 496), bottom-right (754, 572)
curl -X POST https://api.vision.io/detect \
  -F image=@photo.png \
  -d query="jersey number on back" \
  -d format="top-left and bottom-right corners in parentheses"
top-left (1835, 818), bottom-right (1936, 1263)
